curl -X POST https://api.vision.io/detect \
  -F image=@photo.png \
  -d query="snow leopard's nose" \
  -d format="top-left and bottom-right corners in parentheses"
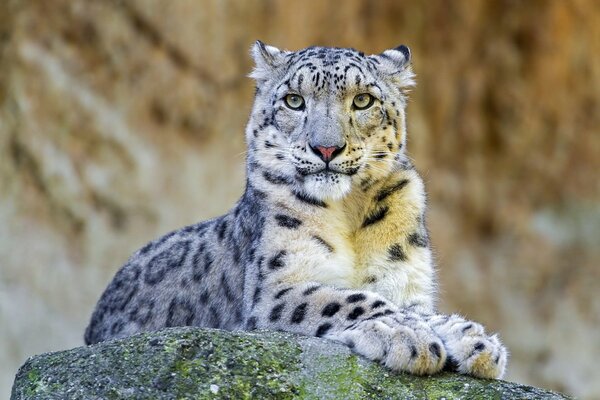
top-left (310, 143), bottom-right (346, 163)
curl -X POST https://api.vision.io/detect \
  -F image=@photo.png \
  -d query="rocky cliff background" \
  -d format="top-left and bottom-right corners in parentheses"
top-left (0, 0), bottom-right (598, 398)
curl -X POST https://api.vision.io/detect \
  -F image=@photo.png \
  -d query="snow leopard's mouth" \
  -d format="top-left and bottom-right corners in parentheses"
top-left (300, 165), bottom-right (359, 177)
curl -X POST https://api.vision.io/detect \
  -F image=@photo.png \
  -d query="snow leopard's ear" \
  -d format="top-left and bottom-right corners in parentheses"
top-left (249, 41), bottom-right (287, 81)
top-left (372, 45), bottom-right (415, 88)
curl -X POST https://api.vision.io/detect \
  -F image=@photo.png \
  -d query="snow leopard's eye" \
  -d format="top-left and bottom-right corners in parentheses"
top-left (284, 94), bottom-right (305, 110)
top-left (352, 93), bottom-right (375, 110)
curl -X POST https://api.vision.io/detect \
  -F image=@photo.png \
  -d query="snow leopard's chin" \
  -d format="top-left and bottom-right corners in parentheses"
top-left (302, 172), bottom-right (352, 201)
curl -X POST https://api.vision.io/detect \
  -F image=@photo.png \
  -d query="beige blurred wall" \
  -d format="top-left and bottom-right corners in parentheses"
top-left (1, 0), bottom-right (599, 398)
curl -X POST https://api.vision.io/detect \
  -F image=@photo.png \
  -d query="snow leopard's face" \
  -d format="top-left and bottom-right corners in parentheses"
top-left (247, 42), bottom-right (415, 201)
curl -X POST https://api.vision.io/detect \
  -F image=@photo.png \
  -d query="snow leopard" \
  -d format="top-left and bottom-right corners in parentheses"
top-left (85, 41), bottom-right (508, 379)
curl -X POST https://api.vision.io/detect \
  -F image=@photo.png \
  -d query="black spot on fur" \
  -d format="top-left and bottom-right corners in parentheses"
top-left (247, 247), bottom-right (256, 263)
top-left (474, 342), bottom-right (486, 352)
top-left (208, 306), bottom-right (221, 328)
top-left (166, 297), bottom-right (195, 327)
top-left (303, 285), bottom-right (320, 296)
top-left (269, 303), bottom-right (285, 322)
top-left (348, 306), bottom-right (365, 320)
top-left (247, 316), bottom-right (258, 330)
top-left (144, 240), bottom-right (190, 285)
top-left (191, 243), bottom-right (206, 282)
top-left (275, 214), bottom-right (302, 229)
top-left (102, 264), bottom-right (141, 313)
top-left (199, 291), bottom-right (209, 304)
top-left (291, 303), bottom-right (308, 324)
top-left (268, 250), bottom-right (287, 270)
top-left (216, 219), bottom-right (228, 241)
top-left (410, 345), bottom-right (418, 359)
top-left (362, 206), bottom-right (389, 227)
top-left (388, 244), bottom-right (407, 262)
top-left (371, 300), bottom-right (386, 309)
top-left (322, 302), bottom-right (341, 317)
top-left (311, 235), bottom-right (334, 252)
top-left (263, 170), bottom-right (293, 185)
top-left (110, 320), bottom-right (124, 335)
top-left (293, 190), bottom-right (327, 207)
top-left (429, 342), bottom-right (442, 358)
top-left (408, 232), bottom-right (429, 247)
top-left (204, 251), bottom-right (214, 273)
top-left (139, 242), bottom-right (154, 255)
top-left (253, 286), bottom-right (262, 306)
top-left (220, 273), bottom-right (235, 303)
top-left (316, 322), bottom-right (332, 337)
top-left (274, 287), bottom-right (292, 299)
top-left (360, 177), bottom-right (374, 191)
top-left (376, 179), bottom-right (409, 202)
top-left (140, 231), bottom-right (177, 255)
top-left (232, 243), bottom-right (241, 265)
top-left (129, 297), bottom-right (154, 326)
top-left (347, 293), bottom-right (366, 303)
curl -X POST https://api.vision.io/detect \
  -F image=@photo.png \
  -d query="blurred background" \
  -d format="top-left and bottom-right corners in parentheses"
top-left (1, 0), bottom-right (599, 398)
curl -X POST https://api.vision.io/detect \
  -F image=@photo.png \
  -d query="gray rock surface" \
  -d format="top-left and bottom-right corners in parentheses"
top-left (11, 328), bottom-right (571, 399)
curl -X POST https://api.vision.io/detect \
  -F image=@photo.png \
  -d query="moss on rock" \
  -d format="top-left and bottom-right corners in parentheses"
top-left (11, 328), bottom-right (571, 399)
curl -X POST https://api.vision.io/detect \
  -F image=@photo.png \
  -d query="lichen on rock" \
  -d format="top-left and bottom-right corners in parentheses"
top-left (11, 328), bottom-right (571, 399)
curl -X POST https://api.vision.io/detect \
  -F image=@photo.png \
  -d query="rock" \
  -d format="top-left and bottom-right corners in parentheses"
top-left (11, 328), bottom-right (571, 400)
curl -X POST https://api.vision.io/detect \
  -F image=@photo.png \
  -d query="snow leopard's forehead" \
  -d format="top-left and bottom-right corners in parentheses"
top-left (267, 47), bottom-right (391, 98)
top-left (250, 42), bottom-right (414, 100)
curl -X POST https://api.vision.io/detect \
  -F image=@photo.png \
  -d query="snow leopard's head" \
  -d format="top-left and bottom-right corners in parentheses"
top-left (247, 41), bottom-right (415, 201)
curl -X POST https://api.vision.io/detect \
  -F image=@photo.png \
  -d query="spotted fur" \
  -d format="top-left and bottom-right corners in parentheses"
top-left (85, 41), bottom-right (507, 379)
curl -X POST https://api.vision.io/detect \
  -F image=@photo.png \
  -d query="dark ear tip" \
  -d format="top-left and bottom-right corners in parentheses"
top-left (394, 45), bottom-right (411, 62)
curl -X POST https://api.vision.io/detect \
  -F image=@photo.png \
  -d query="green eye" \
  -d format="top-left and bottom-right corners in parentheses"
top-left (284, 94), bottom-right (305, 110)
top-left (353, 93), bottom-right (375, 110)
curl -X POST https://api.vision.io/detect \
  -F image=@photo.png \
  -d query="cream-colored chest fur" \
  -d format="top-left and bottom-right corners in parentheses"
top-left (263, 169), bottom-right (435, 310)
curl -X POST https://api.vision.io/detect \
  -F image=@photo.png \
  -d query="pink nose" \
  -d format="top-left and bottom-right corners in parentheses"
top-left (315, 146), bottom-right (338, 161)
top-left (310, 143), bottom-right (346, 162)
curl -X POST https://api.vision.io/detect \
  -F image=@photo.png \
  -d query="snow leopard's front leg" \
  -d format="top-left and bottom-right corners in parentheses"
top-left (426, 313), bottom-right (508, 379)
top-left (248, 281), bottom-right (446, 375)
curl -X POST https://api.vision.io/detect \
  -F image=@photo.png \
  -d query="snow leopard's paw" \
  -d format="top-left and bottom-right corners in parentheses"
top-left (334, 312), bottom-right (446, 375)
top-left (430, 314), bottom-right (508, 379)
